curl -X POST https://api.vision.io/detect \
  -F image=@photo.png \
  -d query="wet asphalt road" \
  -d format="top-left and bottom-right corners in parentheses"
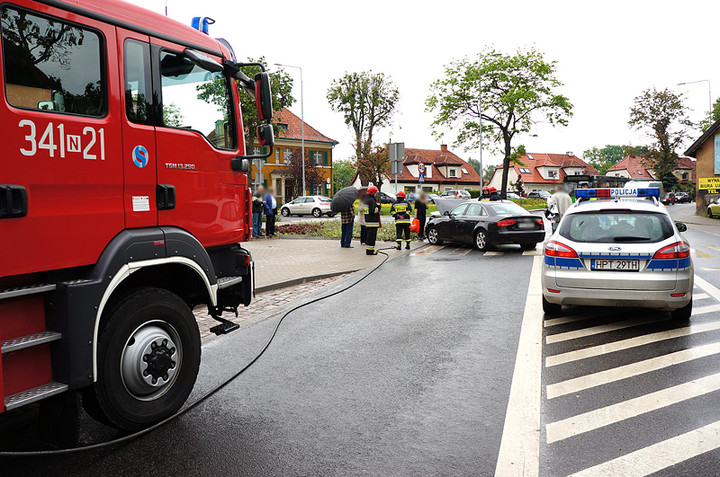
top-left (2, 245), bottom-right (534, 476)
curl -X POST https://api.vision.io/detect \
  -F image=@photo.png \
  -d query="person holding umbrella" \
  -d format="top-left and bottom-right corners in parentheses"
top-left (340, 204), bottom-right (354, 248)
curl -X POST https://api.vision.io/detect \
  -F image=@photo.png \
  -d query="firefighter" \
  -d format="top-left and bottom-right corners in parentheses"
top-left (488, 186), bottom-right (501, 201)
top-left (362, 186), bottom-right (381, 255)
top-left (390, 191), bottom-right (413, 250)
top-left (481, 186), bottom-right (490, 200)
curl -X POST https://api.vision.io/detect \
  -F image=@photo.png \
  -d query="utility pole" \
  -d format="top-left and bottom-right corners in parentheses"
top-left (678, 79), bottom-right (712, 114)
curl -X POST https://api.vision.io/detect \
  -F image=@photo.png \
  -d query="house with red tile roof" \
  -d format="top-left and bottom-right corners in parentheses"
top-left (250, 108), bottom-right (338, 203)
top-left (673, 156), bottom-right (697, 184)
top-left (607, 155), bottom-right (696, 184)
top-left (488, 153), bottom-right (599, 193)
top-left (351, 145), bottom-right (482, 194)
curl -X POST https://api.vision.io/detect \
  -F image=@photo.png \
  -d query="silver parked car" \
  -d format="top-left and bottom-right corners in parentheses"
top-left (542, 188), bottom-right (693, 319)
top-left (280, 196), bottom-right (335, 218)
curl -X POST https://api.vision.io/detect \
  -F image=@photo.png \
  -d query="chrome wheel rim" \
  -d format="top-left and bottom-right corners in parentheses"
top-left (120, 320), bottom-right (182, 402)
top-left (313, 209), bottom-right (321, 217)
top-left (476, 232), bottom-right (487, 249)
top-left (428, 228), bottom-right (438, 244)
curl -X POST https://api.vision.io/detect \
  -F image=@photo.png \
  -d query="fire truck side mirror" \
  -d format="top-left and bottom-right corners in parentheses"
top-left (184, 48), bottom-right (223, 73)
top-left (254, 72), bottom-right (273, 121)
top-left (257, 124), bottom-right (274, 148)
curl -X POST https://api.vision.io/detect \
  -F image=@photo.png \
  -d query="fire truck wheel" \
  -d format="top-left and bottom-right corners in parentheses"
top-left (84, 287), bottom-right (201, 431)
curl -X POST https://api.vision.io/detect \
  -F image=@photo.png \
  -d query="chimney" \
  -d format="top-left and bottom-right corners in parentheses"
top-left (566, 151), bottom-right (574, 157)
top-left (440, 144), bottom-right (448, 153)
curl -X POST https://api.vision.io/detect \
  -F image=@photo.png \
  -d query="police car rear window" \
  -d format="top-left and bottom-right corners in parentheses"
top-left (559, 212), bottom-right (674, 243)
top-left (1, 7), bottom-right (105, 117)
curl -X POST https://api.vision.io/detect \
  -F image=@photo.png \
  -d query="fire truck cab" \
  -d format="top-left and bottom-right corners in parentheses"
top-left (0, 0), bottom-right (272, 431)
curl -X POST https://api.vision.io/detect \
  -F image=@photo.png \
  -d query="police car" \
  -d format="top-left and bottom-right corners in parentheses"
top-left (542, 188), bottom-right (693, 319)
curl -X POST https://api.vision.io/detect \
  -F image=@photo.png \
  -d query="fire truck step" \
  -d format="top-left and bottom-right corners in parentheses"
top-left (217, 276), bottom-right (243, 289)
top-left (209, 321), bottom-right (240, 335)
top-left (4, 381), bottom-right (68, 411)
top-left (0, 283), bottom-right (56, 301)
top-left (1, 331), bottom-right (62, 355)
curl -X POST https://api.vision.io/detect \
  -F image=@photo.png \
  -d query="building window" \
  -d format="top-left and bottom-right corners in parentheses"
top-left (519, 168), bottom-right (530, 174)
top-left (274, 148), bottom-right (279, 163)
top-left (313, 150), bottom-right (322, 166)
top-left (2, 7), bottom-right (106, 117)
top-left (461, 168), bottom-right (469, 174)
top-left (449, 168), bottom-right (457, 178)
top-left (284, 148), bottom-right (292, 164)
top-left (253, 147), bottom-right (261, 155)
top-left (315, 184), bottom-right (322, 195)
top-left (682, 172), bottom-right (688, 181)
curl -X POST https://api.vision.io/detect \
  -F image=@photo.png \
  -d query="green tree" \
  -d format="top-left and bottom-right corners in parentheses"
top-left (197, 56), bottom-right (294, 153)
top-left (163, 103), bottom-right (184, 127)
top-left (698, 97), bottom-right (720, 132)
top-left (582, 145), bottom-right (625, 174)
top-left (355, 145), bottom-right (390, 190)
top-left (332, 160), bottom-right (356, 193)
top-left (426, 48), bottom-right (573, 198)
top-left (628, 88), bottom-right (692, 188)
top-left (327, 71), bottom-right (399, 188)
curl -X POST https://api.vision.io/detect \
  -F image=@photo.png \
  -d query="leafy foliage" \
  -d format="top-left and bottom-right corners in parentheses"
top-left (356, 146), bottom-right (390, 190)
top-left (332, 160), bottom-right (356, 193)
top-left (698, 97), bottom-right (720, 132)
top-left (287, 148), bottom-right (324, 197)
top-left (196, 56), bottom-right (295, 152)
top-left (162, 103), bottom-right (184, 127)
top-left (426, 48), bottom-right (573, 197)
top-left (327, 71), bottom-right (399, 184)
top-left (628, 88), bottom-right (692, 188)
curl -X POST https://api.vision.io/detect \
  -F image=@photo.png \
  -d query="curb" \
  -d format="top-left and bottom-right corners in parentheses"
top-left (255, 270), bottom-right (359, 294)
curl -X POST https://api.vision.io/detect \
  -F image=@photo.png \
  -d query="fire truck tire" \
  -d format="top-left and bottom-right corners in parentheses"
top-left (84, 287), bottom-right (201, 431)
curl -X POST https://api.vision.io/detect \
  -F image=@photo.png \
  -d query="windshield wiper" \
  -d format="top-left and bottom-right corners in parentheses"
top-left (613, 236), bottom-right (651, 242)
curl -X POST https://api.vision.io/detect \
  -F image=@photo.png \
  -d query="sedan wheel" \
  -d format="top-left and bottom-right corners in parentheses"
top-left (427, 227), bottom-right (442, 245)
top-left (312, 208), bottom-right (322, 218)
top-left (281, 208), bottom-right (290, 217)
top-left (474, 229), bottom-right (489, 251)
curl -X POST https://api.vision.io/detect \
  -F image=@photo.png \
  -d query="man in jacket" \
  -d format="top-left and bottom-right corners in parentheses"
top-left (340, 205), bottom-right (354, 248)
top-left (252, 185), bottom-right (264, 238)
top-left (390, 191), bottom-right (412, 250)
top-left (263, 187), bottom-right (277, 237)
top-left (362, 186), bottom-right (381, 255)
top-left (547, 185), bottom-right (572, 231)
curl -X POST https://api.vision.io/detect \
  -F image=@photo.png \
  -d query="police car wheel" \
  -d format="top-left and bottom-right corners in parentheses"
top-left (312, 208), bottom-right (322, 218)
top-left (542, 296), bottom-right (562, 316)
top-left (427, 227), bottom-right (442, 245)
top-left (671, 299), bottom-right (692, 321)
top-left (281, 208), bottom-right (290, 217)
top-left (474, 230), bottom-right (489, 251)
top-left (86, 287), bottom-right (201, 431)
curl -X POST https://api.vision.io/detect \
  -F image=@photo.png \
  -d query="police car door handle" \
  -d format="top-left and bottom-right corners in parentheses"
top-left (0, 185), bottom-right (28, 219)
top-left (156, 184), bottom-right (176, 211)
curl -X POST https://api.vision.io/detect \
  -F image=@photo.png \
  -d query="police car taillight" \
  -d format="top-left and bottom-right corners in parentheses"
top-left (544, 240), bottom-right (578, 258)
top-left (653, 241), bottom-right (690, 260)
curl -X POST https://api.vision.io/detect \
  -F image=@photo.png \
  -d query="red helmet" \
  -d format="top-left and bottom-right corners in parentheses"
top-left (397, 191), bottom-right (406, 198)
top-left (482, 186), bottom-right (490, 192)
top-left (489, 186), bottom-right (497, 193)
top-left (367, 186), bottom-right (379, 195)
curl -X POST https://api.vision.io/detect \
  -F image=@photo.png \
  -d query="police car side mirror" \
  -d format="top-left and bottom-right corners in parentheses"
top-left (675, 222), bottom-right (687, 232)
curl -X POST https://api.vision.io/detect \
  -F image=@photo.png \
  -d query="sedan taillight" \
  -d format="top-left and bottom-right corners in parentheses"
top-left (545, 240), bottom-right (578, 258)
top-left (653, 241), bottom-right (690, 259)
top-left (497, 219), bottom-right (517, 227)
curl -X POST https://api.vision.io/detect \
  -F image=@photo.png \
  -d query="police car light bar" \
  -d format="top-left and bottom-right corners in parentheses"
top-left (575, 187), bottom-right (660, 199)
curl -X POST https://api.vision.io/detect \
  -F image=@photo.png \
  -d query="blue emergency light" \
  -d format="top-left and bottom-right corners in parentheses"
top-left (191, 16), bottom-right (215, 34)
top-left (575, 187), bottom-right (660, 199)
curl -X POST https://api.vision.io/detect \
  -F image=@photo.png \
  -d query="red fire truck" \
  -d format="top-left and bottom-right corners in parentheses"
top-left (0, 0), bottom-right (274, 431)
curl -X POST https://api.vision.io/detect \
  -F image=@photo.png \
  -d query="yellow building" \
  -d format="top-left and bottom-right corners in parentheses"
top-left (684, 118), bottom-right (720, 213)
top-left (251, 108), bottom-right (337, 204)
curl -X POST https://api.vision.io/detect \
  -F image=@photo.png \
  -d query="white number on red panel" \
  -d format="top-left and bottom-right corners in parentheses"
top-left (18, 119), bottom-right (105, 160)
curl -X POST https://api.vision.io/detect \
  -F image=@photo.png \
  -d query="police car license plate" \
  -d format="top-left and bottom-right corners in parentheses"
top-left (591, 259), bottom-right (640, 271)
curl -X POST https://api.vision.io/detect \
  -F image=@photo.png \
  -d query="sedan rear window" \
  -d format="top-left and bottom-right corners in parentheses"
top-left (559, 212), bottom-right (674, 243)
top-left (485, 202), bottom-right (529, 215)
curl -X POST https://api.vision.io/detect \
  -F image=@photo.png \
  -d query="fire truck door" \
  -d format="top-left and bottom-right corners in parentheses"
top-left (151, 38), bottom-right (243, 247)
top-left (118, 29), bottom-right (158, 229)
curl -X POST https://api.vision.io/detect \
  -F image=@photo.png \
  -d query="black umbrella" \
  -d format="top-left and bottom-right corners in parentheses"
top-left (331, 186), bottom-right (359, 213)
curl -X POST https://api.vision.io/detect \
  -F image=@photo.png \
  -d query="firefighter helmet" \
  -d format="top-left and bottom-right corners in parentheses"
top-left (397, 191), bottom-right (406, 198)
top-left (367, 186), bottom-right (379, 195)
top-left (482, 186), bottom-right (490, 192)
top-left (489, 186), bottom-right (497, 193)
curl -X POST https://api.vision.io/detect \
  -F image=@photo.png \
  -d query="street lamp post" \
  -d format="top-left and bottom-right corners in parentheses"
top-left (677, 79), bottom-right (712, 114)
top-left (275, 63), bottom-right (305, 195)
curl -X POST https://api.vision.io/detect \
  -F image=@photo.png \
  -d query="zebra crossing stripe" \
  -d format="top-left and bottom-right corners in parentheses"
top-left (543, 310), bottom-right (613, 328)
top-left (547, 340), bottom-right (720, 399)
top-left (447, 247), bottom-right (472, 256)
top-left (545, 315), bottom-right (669, 344)
top-left (695, 304), bottom-right (720, 315)
top-left (411, 245), bottom-right (444, 256)
top-left (484, 251), bottom-right (504, 256)
top-left (695, 275), bottom-right (720, 302)
top-left (546, 319), bottom-right (720, 367)
top-left (695, 292), bottom-right (710, 300)
top-left (568, 419), bottom-right (720, 477)
top-left (546, 371), bottom-right (720, 443)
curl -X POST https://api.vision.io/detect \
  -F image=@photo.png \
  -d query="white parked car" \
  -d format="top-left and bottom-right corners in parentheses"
top-left (542, 187), bottom-right (693, 319)
top-left (280, 196), bottom-right (335, 218)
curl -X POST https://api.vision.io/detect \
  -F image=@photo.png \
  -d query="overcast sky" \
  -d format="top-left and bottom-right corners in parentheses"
top-left (129, 0), bottom-right (717, 167)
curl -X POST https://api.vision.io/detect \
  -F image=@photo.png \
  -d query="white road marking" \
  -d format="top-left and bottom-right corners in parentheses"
top-left (694, 292), bottom-right (710, 301)
top-left (546, 319), bottom-right (720, 367)
top-left (547, 341), bottom-right (720, 399)
top-left (569, 419), bottom-right (720, 477)
top-left (542, 310), bottom-right (613, 328)
top-left (545, 315), bottom-right (667, 344)
top-left (484, 251), bottom-right (504, 256)
top-left (695, 275), bottom-right (720, 302)
top-left (447, 247), bottom-right (472, 256)
top-left (411, 245), bottom-right (444, 256)
top-left (522, 249), bottom-right (541, 256)
top-left (494, 256), bottom-right (542, 477)
top-left (547, 371), bottom-right (720, 443)
top-left (695, 304), bottom-right (720, 315)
